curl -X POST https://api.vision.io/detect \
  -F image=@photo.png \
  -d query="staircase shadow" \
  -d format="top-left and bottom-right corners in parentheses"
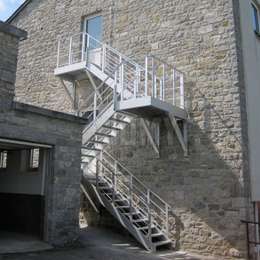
top-left (104, 86), bottom-right (251, 258)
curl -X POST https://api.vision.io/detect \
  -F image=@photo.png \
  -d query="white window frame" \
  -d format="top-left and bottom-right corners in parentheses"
top-left (252, 2), bottom-right (260, 35)
top-left (0, 151), bottom-right (7, 169)
top-left (28, 148), bottom-right (40, 171)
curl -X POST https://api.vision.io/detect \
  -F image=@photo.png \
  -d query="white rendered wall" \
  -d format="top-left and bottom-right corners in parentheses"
top-left (239, 0), bottom-right (260, 201)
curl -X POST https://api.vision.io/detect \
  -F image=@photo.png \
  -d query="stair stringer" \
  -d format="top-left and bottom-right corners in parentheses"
top-left (98, 191), bottom-right (152, 251)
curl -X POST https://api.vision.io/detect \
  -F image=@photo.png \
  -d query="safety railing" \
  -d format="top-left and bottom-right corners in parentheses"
top-left (93, 150), bottom-right (171, 239)
top-left (56, 32), bottom-right (186, 109)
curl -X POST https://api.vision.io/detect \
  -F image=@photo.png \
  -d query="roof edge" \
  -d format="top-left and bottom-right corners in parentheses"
top-left (6, 0), bottom-right (32, 24)
top-left (0, 21), bottom-right (27, 39)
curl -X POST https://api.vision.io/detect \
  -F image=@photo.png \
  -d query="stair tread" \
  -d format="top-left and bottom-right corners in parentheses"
top-left (102, 125), bottom-right (122, 131)
top-left (153, 239), bottom-right (172, 247)
top-left (81, 154), bottom-right (95, 158)
top-left (95, 132), bottom-right (114, 137)
top-left (109, 118), bottom-right (130, 124)
top-left (151, 232), bottom-right (164, 237)
top-left (132, 218), bottom-right (148, 223)
top-left (82, 147), bottom-right (102, 152)
top-left (89, 140), bottom-right (109, 145)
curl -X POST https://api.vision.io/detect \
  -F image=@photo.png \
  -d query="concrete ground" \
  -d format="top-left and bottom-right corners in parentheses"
top-left (0, 232), bottom-right (52, 254)
top-left (0, 227), bottom-right (220, 260)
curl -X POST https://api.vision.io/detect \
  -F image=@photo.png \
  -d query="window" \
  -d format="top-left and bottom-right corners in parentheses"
top-left (29, 148), bottom-right (40, 170)
top-left (252, 3), bottom-right (260, 34)
top-left (84, 15), bottom-right (102, 48)
top-left (0, 151), bottom-right (7, 169)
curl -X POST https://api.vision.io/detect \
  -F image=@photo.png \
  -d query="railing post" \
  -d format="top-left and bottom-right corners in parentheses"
top-left (145, 56), bottom-right (148, 96)
top-left (86, 34), bottom-right (90, 63)
top-left (57, 38), bottom-right (60, 68)
top-left (113, 161), bottom-right (117, 203)
top-left (113, 70), bottom-right (118, 108)
top-left (172, 69), bottom-right (176, 105)
top-left (69, 36), bottom-right (73, 65)
top-left (93, 92), bottom-right (97, 120)
top-left (162, 64), bottom-right (165, 101)
top-left (129, 175), bottom-right (133, 222)
top-left (102, 44), bottom-right (106, 72)
top-left (120, 62), bottom-right (124, 101)
top-left (160, 79), bottom-right (163, 101)
top-left (152, 57), bottom-right (156, 98)
top-left (81, 33), bottom-right (86, 62)
top-left (134, 68), bottom-right (138, 99)
top-left (96, 159), bottom-right (99, 188)
top-left (180, 73), bottom-right (184, 109)
top-left (165, 204), bottom-right (169, 236)
top-left (147, 189), bottom-right (152, 243)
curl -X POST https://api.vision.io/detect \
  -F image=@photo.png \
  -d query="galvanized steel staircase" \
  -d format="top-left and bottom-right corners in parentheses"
top-left (55, 32), bottom-right (188, 251)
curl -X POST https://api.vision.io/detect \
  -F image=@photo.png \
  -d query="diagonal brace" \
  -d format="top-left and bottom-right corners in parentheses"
top-left (59, 78), bottom-right (75, 104)
top-left (168, 114), bottom-right (188, 156)
top-left (86, 70), bottom-right (102, 100)
top-left (141, 118), bottom-right (160, 156)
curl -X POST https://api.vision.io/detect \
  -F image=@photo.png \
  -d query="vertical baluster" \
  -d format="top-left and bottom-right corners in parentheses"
top-left (93, 92), bottom-right (97, 120)
top-left (69, 36), bottom-right (73, 65)
top-left (160, 79), bottom-right (163, 101)
top-left (138, 68), bottom-right (141, 97)
top-left (129, 175), bottom-right (133, 222)
top-left (113, 70), bottom-right (118, 108)
top-left (180, 73), bottom-right (184, 109)
top-left (96, 157), bottom-right (100, 188)
top-left (102, 44), bottom-right (106, 72)
top-left (57, 38), bottom-right (60, 67)
top-left (86, 34), bottom-right (90, 63)
top-left (152, 57), bottom-right (155, 98)
top-left (172, 69), bottom-right (176, 105)
top-left (145, 56), bottom-right (148, 96)
top-left (113, 161), bottom-right (117, 203)
top-left (147, 189), bottom-right (152, 243)
top-left (165, 204), bottom-right (169, 236)
top-left (134, 67), bottom-right (138, 98)
top-left (81, 33), bottom-right (86, 62)
top-left (120, 62), bottom-right (124, 101)
top-left (162, 64), bottom-right (165, 101)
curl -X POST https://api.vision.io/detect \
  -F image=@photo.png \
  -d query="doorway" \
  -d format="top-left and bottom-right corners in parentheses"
top-left (0, 138), bottom-right (52, 253)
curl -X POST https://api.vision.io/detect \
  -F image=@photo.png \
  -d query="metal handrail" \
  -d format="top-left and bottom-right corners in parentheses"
top-left (56, 31), bottom-right (186, 109)
top-left (103, 150), bottom-right (171, 209)
top-left (96, 150), bottom-right (171, 237)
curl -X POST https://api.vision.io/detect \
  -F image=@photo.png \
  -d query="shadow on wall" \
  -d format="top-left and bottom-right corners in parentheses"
top-left (105, 80), bottom-right (251, 258)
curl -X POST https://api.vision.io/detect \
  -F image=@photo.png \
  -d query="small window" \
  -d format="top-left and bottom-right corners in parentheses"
top-left (252, 3), bottom-right (260, 34)
top-left (29, 148), bottom-right (40, 170)
top-left (0, 151), bottom-right (7, 169)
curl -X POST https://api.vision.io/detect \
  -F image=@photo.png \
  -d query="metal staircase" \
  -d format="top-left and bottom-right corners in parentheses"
top-left (54, 32), bottom-right (188, 251)
top-left (83, 150), bottom-right (172, 251)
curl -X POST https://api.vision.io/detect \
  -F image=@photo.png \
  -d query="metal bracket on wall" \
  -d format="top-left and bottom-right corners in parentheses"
top-left (141, 118), bottom-right (160, 157)
top-left (167, 114), bottom-right (188, 156)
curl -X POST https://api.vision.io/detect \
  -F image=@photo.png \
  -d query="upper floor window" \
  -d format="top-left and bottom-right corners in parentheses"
top-left (84, 15), bottom-right (103, 44)
top-left (28, 148), bottom-right (40, 170)
top-left (252, 2), bottom-right (260, 34)
top-left (0, 151), bottom-right (7, 169)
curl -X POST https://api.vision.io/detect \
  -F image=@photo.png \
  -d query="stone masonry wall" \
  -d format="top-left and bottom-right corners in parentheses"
top-left (10, 0), bottom-right (251, 258)
top-left (0, 23), bottom-right (85, 247)
top-left (0, 22), bottom-right (25, 107)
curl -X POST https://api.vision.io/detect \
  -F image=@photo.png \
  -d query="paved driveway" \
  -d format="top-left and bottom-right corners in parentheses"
top-left (0, 227), bottom-right (219, 260)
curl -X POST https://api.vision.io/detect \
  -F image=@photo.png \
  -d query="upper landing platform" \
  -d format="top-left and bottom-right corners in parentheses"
top-left (54, 32), bottom-right (188, 121)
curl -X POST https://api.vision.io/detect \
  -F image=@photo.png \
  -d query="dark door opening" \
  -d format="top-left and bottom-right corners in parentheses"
top-left (0, 140), bottom-right (50, 241)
